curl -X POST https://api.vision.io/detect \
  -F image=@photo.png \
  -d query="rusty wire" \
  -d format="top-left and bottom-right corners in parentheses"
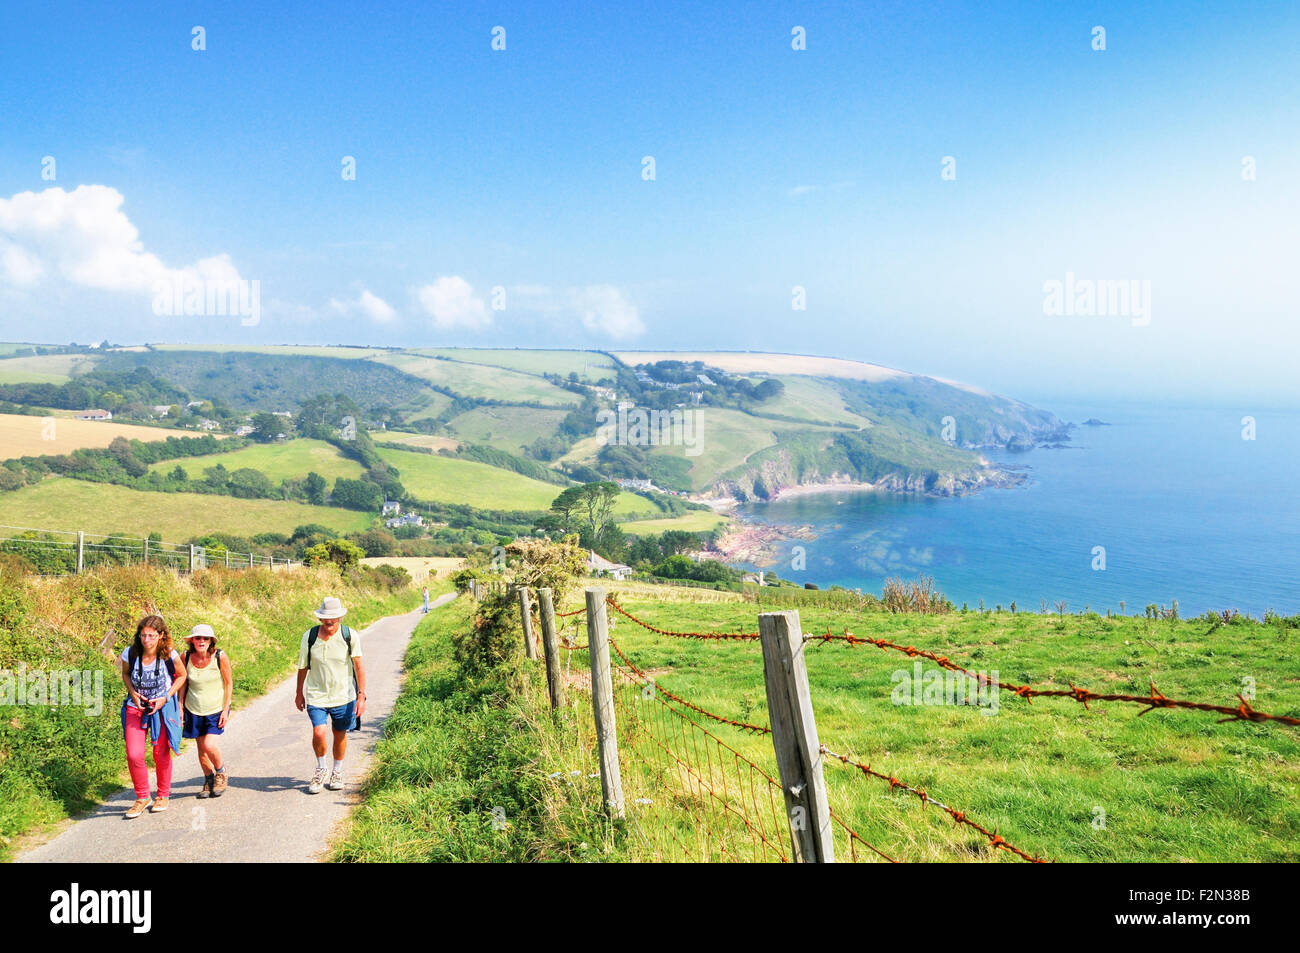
top-left (555, 606), bottom-right (587, 618)
top-left (610, 655), bottom-right (791, 862)
top-left (806, 629), bottom-right (1300, 729)
top-left (605, 596), bottom-right (761, 641)
top-left (828, 806), bottom-right (898, 863)
top-left (608, 635), bottom-right (771, 734)
top-left (820, 744), bottom-right (1047, 862)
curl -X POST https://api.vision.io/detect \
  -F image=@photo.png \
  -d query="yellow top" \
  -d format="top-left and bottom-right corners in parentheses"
top-left (185, 652), bottom-right (226, 716)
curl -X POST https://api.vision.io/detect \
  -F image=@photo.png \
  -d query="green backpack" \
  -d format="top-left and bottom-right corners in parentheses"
top-left (306, 625), bottom-right (360, 731)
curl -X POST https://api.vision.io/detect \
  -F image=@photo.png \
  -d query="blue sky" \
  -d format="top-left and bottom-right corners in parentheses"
top-left (1, 1), bottom-right (1298, 406)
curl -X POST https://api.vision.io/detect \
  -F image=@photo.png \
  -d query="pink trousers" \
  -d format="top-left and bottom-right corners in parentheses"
top-left (124, 705), bottom-right (172, 798)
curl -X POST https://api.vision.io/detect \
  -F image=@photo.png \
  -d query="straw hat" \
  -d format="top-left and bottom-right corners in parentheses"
top-left (313, 597), bottom-right (347, 620)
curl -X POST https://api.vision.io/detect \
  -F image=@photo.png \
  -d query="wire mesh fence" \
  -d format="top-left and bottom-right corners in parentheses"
top-left (0, 523), bottom-right (297, 575)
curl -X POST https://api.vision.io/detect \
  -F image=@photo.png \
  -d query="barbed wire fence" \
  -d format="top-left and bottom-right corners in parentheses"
top-left (475, 581), bottom-right (1297, 863)
top-left (0, 522), bottom-right (298, 575)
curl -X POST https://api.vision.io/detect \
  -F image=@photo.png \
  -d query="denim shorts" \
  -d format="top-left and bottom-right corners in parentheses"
top-left (183, 710), bottom-right (224, 737)
top-left (307, 700), bottom-right (356, 731)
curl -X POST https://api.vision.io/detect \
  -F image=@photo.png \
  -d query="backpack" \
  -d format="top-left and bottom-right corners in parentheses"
top-left (306, 625), bottom-right (360, 731)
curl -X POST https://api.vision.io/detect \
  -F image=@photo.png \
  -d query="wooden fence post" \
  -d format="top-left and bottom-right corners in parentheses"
top-left (76, 531), bottom-right (84, 573)
top-left (188, 544), bottom-right (196, 573)
top-left (537, 588), bottom-right (564, 709)
top-left (225, 550), bottom-right (230, 568)
top-left (758, 609), bottom-right (835, 863)
top-left (517, 586), bottom-right (537, 660)
top-left (143, 537), bottom-right (149, 566)
top-left (586, 587), bottom-right (625, 819)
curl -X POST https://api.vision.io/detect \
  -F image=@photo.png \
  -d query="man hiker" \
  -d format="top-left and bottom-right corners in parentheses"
top-left (422, 585), bottom-right (430, 613)
top-left (294, 597), bottom-right (366, 794)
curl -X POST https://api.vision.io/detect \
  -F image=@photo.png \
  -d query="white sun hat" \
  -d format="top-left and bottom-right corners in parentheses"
top-left (313, 596), bottom-right (348, 620)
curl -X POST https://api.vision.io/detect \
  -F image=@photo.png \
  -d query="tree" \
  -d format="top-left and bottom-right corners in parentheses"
top-left (330, 477), bottom-right (383, 511)
top-left (660, 530), bottom-right (700, 555)
top-left (228, 467), bottom-right (274, 499)
top-left (351, 529), bottom-right (397, 557)
top-left (250, 412), bottom-right (285, 442)
top-left (303, 538), bottom-right (365, 570)
top-left (304, 471), bottom-right (327, 505)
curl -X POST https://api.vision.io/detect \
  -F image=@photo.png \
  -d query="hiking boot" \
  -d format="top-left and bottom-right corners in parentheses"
top-left (211, 771), bottom-right (228, 797)
top-left (150, 797), bottom-right (169, 813)
top-left (326, 771), bottom-right (344, 791)
top-left (196, 775), bottom-right (214, 799)
top-left (125, 797), bottom-right (152, 819)
top-left (308, 768), bottom-right (326, 794)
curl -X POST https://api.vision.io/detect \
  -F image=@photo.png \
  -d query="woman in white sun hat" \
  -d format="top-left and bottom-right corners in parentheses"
top-left (179, 623), bottom-right (233, 798)
top-left (294, 597), bottom-right (366, 794)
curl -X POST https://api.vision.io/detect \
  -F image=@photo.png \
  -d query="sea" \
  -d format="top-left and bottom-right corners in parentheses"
top-left (735, 401), bottom-right (1300, 617)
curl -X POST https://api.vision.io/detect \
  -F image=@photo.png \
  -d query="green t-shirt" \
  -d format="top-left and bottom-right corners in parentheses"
top-left (297, 627), bottom-right (362, 709)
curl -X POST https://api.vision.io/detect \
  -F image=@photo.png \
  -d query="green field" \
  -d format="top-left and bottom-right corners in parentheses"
top-left (146, 438), bottom-right (365, 482)
top-left (443, 406), bottom-right (569, 453)
top-left (0, 479), bottom-right (372, 538)
top-left (761, 376), bottom-right (872, 429)
top-left (376, 447), bottom-right (567, 510)
top-left (569, 589), bottom-right (1300, 862)
top-left (619, 509), bottom-right (731, 534)
top-left (0, 353), bottom-right (99, 384)
top-left (645, 407), bottom-right (782, 490)
top-left (377, 446), bottom-right (660, 517)
top-left (373, 353), bottom-right (581, 406)
top-left (415, 348), bottom-right (618, 382)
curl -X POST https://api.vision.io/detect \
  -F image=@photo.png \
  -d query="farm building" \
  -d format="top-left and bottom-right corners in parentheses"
top-left (75, 409), bottom-right (113, 421)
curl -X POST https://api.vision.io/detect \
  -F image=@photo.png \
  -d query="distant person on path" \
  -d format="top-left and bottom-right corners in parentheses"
top-left (294, 597), bottom-right (366, 794)
top-left (119, 615), bottom-right (186, 818)
top-left (179, 624), bottom-right (233, 798)
top-left (422, 585), bottom-right (430, 613)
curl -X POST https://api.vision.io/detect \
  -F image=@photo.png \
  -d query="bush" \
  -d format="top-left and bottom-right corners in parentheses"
top-left (303, 539), bottom-right (366, 570)
top-left (881, 575), bottom-right (952, 614)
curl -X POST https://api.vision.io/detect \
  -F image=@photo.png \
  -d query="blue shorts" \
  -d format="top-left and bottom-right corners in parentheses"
top-left (307, 700), bottom-right (357, 732)
top-left (183, 710), bottom-right (224, 737)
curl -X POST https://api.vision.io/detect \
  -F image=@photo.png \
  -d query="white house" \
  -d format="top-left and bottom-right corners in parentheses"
top-left (588, 550), bottom-right (633, 580)
top-left (198, 418), bottom-right (220, 431)
top-left (75, 409), bottom-right (113, 421)
top-left (385, 513), bottom-right (424, 529)
top-left (233, 425), bottom-right (254, 437)
top-left (152, 405), bottom-right (171, 417)
top-left (382, 500), bottom-right (401, 516)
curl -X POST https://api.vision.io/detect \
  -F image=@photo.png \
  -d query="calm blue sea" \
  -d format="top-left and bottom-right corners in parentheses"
top-left (735, 402), bottom-right (1300, 617)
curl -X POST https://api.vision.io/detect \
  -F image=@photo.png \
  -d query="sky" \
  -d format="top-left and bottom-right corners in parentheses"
top-left (1, 0), bottom-right (1298, 407)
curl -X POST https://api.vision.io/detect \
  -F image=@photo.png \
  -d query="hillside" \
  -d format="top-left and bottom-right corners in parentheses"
top-left (0, 343), bottom-right (1070, 556)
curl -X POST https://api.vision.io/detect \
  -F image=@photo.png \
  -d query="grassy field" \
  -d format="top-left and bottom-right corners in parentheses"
top-left (0, 413), bottom-right (192, 461)
top-left (0, 479), bottom-right (372, 538)
top-left (443, 406), bottom-right (569, 454)
top-left (375, 447), bottom-right (567, 511)
top-left (650, 407), bottom-right (781, 490)
top-left (145, 438), bottom-right (365, 483)
top-left (564, 588), bottom-right (1300, 862)
top-left (762, 376), bottom-right (872, 429)
top-left (373, 353), bottom-right (581, 406)
top-left (619, 509), bottom-right (731, 534)
top-left (393, 389), bottom-right (454, 423)
top-left (0, 354), bottom-right (99, 385)
top-left (360, 556), bottom-right (463, 584)
top-left (376, 446), bottom-right (664, 517)
top-left (376, 431), bottom-right (460, 452)
top-left (0, 562), bottom-right (422, 860)
top-left (416, 348), bottom-right (618, 382)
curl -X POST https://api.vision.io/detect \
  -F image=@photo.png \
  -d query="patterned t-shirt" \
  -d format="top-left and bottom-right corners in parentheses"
top-left (120, 647), bottom-right (181, 701)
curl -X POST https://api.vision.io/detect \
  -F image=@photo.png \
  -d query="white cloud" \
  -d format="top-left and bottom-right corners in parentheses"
top-left (330, 288), bottom-right (396, 323)
top-left (576, 284), bottom-right (644, 339)
top-left (0, 185), bottom-right (248, 298)
top-left (507, 283), bottom-right (645, 339)
top-left (788, 184), bottom-right (819, 197)
top-left (414, 276), bottom-right (490, 330)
